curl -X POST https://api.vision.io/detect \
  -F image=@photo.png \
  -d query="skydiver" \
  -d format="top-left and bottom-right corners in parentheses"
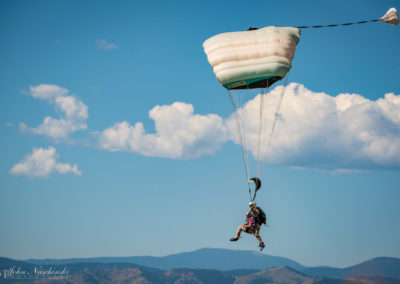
top-left (230, 201), bottom-right (266, 251)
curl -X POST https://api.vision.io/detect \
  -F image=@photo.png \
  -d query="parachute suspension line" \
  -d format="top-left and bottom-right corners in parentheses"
top-left (256, 88), bottom-right (266, 180)
top-left (228, 91), bottom-right (252, 200)
top-left (296, 19), bottom-right (380, 29)
top-left (251, 88), bottom-right (266, 202)
top-left (295, 8), bottom-right (399, 29)
top-left (259, 74), bottom-right (289, 178)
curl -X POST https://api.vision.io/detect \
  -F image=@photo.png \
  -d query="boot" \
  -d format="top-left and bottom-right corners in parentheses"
top-left (230, 237), bottom-right (239, 242)
top-left (259, 242), bottom-right (265, 251)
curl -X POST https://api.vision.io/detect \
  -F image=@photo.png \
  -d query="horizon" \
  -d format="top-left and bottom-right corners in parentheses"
top-left (1, 0), bottom-right (399, 268)
top-left (2, 251), bottom-right (400, 283)
top-left (3, 247), bottom-right (399, 271)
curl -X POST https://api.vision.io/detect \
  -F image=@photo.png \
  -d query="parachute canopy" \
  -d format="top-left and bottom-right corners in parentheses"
top-left (380, 8), bottom-right (399, 25)
top-left (203, 26), bottom-right (301, 90)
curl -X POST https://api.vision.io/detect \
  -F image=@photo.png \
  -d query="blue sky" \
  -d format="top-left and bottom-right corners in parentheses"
top-left (1, 0), bottom-right (399, 268)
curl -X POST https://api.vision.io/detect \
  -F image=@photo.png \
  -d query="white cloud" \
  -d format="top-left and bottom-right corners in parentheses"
top-left (29, 84), bottom-right (68, 100)
top-left (95, 39), bottom-right (118, 50)
top-left (10, 147), bottom-right (82, 178)
top-left (20, 84), bottom-right (88, 140)
top-left (227, 83), bottom-right (400, 170)
top-left (97, 83), bottom-right (400, 170)
top-left (98, 102), bottom-right (227, 159)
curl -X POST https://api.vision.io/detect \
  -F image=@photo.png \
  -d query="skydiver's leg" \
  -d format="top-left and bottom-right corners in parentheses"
top-left (253, 227), bottom-right (263, 243)
top-left (254, 226), bottom-right (265, 250)
top-left (230, 225), bottom-right (244, 241)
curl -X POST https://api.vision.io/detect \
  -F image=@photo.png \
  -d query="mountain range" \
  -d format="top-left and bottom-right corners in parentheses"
top-left (25, 248), bottom-right (305, 271)
top-left (1, 248), bottom-right (399, 283)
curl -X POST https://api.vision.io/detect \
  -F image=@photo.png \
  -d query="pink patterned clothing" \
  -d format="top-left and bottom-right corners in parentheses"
top-left (244, 216), bottom-right (255, 227)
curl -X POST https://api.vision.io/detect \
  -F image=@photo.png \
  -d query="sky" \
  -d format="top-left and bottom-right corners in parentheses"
top-left (0, 0), bottom-right (399, 268)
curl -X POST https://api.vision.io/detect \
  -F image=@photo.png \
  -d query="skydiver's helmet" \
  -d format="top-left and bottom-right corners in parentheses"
top-left (249, 201), bottom-right (256, 208)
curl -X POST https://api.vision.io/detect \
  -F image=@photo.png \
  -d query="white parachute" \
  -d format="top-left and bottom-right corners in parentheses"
top-left (203, 8), bottom-right (398, 201)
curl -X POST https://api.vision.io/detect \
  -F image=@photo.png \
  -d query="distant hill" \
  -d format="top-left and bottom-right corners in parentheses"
top-left (2, 249), bottom-right (399, 283)
top-left (2, 254), bottom-right (400, 284)
top-left (26, 248), bottom-right (306, 271)
top-left (303, 257), bottom-right (400, 279)
top-left (2, 261), bottom-right (399, 284)
top-left (0, 258), bottom-right (164, 284)
top-left (234, 266), bottom-right (326, 284)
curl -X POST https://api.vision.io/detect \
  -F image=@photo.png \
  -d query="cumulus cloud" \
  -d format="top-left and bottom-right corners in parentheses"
top-left (97, 83), bottom-right (400, 170)
top-left (226, 83), bottom-right (400, 170)
top-left (98, 102), bottom-right (227, 159)
top-left (10, 147), bottom-right (82, 178)
top-left (20, 84), bottom-right (88, 140)
top-left (95, 39), bottom-right (118, 50)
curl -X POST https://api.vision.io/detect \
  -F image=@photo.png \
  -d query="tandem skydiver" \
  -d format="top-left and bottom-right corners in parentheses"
top-left (230, 201), bottom-right (267, 251)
